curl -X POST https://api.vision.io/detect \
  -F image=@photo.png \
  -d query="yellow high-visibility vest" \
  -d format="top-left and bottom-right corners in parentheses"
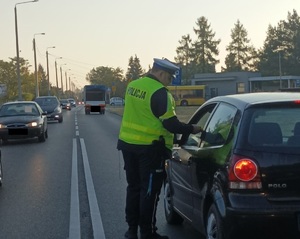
top-left (119, 76), bottom-right (176, 149)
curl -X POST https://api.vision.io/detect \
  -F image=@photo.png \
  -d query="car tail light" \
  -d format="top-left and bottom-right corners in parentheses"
top-left (228, 154), bottom-right (262, 189)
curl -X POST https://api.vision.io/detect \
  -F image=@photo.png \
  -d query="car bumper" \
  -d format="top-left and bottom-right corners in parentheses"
top-left (0, 127), bottom-right (43, 140)
top-left (224, 192), bottom-right (300, 232)
top-left (47, 113), bottom-right (62, 121)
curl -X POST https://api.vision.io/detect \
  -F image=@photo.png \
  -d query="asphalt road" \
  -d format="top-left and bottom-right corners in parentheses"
top-left (0, 105), bottom-right (203, 239)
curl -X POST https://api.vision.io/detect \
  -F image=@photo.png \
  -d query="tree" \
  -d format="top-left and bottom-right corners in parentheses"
top-left (125, 55), bottom-right (145, 82)
top-left (175, 34), bottom-right (193, 84)
top-left (86, 66), bottom-right (125, 97)
top-left (223, 20), bottom-right (258, 72)
top-left (258, 9), bottom-right (300, 76)
top-left (192, 16), bottom-right (220, 73)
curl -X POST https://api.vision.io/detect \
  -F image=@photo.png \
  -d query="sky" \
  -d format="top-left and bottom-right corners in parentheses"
top-left (0, 0), bottom-right (299, 89)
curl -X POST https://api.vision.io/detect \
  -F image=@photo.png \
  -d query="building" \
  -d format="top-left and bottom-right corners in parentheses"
top-left (191, 72), bottom-right (300, 99)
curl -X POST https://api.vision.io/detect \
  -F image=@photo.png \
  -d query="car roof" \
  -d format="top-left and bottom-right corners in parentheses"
top-left (35, 96), bottom-right (58, 99)
top-left (2, 101), bottom-right (37, 106)
top-left (206, 92), bottom-right (300, 109)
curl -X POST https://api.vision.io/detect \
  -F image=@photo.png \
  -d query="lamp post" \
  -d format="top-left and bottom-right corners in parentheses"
top-left (46, 46), bottom-right (55, 95)
top-left (33, 32), bottom-right (45, 98)
top-left (55, 57), bottom-right (62, 90)
top-left (279, 51), bottom-right (282, 89)
top-left (60, 64), bottom-right (67, 94)
top-left (65, 69), bottom-right (71, 93)
top-left (15, 0), bottom-right (39, 101)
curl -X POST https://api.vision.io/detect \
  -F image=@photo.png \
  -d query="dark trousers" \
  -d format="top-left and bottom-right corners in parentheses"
top-left (122, 148), bottom-right (165, 236)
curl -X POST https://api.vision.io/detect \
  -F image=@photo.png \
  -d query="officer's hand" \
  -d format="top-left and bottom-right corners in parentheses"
top-left (192, 125), bottom-right (203, 134)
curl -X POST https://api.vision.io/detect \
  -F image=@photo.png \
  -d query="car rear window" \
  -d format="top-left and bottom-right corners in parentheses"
top-left (238, 104), bottom-right (300, 153)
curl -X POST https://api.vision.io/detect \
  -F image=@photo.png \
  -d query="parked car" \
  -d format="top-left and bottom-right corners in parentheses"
top-left (110, 97), bottom-right (124, 106)
top-left (68, 98), bottom-right (76, 107)
top-left (0, 101), bottom-right (48, 144)
top-left (35, 96), bottom-right (63, 123)
top-left (60, 99), bottom-right (71, 110)
top-left (164, 92), bottom-right (300, 239)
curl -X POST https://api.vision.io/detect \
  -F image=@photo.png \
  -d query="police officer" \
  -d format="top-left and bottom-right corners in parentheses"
top-left (118, 58), bottom-right (202, 239)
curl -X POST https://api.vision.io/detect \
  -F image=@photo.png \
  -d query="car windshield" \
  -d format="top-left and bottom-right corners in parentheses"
top-left (0, 103), bottom-right (39, 117)
top-left (35, 98), bottom-right (58, 106)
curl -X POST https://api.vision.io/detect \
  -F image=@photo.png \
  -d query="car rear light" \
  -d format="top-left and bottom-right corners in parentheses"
top-left (294, 100), bottom-right (300, 104)
top-left (228, 154), bottom-right (262, 189)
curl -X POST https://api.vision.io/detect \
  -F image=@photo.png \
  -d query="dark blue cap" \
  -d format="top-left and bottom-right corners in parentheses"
top-left (153, 58), bottom-right (179, 77)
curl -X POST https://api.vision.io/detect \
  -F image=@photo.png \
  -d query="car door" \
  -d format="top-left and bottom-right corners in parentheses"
top-left (188, 102), bottom-right (238, 228)
top-left (170, 103), bottom-right (217, 220)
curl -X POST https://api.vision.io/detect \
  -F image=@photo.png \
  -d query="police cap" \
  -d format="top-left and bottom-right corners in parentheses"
top-left (153, 58), bottom-right (179, 77)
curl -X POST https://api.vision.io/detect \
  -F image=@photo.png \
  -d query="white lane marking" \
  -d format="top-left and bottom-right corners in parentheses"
top-left (80, 138), bottom-right (106, 239)
top-left (69, 138), bottom-right (81, 239)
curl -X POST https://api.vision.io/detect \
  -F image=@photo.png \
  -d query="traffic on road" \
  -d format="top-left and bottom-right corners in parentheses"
top-left (0, 97), bottom-right (299, 239)
top-left (0, 104), bottom-right (203, 239)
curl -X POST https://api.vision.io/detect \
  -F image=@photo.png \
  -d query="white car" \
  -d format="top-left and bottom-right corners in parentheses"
top-left (110, 97), bottom-right (124, 106)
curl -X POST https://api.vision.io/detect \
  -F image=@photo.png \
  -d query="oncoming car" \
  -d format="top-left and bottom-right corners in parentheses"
top-left (35, 96), bottom-right (63, 123)
top-left (0, 101), bottom-right (48, 144)
top-left (164, 92), bottom-right (300, 239)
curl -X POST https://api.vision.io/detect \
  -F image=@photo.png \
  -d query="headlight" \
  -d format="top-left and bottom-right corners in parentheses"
top-left (28, 122), bottom-right (38, 127)
top-left (0, 124), bottom-right (5, 129)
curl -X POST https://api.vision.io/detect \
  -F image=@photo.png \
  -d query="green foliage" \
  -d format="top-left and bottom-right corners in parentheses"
top-left (174, 16), bottom-right (221, 81)
top-left (258, 9), bottom-right (300, 76)
top-left (223, 20), bottom-right (258, 72)
top-left (125, 55), bottom-right (145, 81)
top-left (175, 34), bottom-right (193, 83)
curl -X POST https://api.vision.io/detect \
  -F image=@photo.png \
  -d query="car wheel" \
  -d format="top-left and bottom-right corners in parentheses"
top-left (59, 117), bottom-right (63, 123)
top-left (0, 156), bottom-right (3, 187)
top-left (180, 100), bottom-right (188, 106)
top-left (45, 129), bottom-right (48, 139)
top-left (164, 179), bottom-right (184, 225)
top-left (38, 129), bottom-right (46, 142)
top-left (1, 139), bottom-right (8, 146)
top-left (206, 204), bottom-right (224, 239)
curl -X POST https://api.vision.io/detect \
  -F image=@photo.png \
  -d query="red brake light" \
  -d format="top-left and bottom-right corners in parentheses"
top-left (228, 155), bottom-right (262, 189)
top-left (294, 100), bottom-right (300, 104)
top-left (234, 159), bottom-right (257, 181)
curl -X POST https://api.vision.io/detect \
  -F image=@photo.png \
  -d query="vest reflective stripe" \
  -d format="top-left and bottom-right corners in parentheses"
top-left (119, 77), bottom-right (175, 149)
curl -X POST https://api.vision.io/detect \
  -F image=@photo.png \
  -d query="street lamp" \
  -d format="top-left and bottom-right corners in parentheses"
top-left (33, 32), bottom-right (45, 98)
top-left (15, 0), bottom-right (39, 100)
top-left (65, 69), bottom-right (71, 93)
top-left (55, 57), bottom-right (62, 90)
top-left (60, 64), bottom-right (67, 94)
top-left (46, 46), bottom-right (55, 95)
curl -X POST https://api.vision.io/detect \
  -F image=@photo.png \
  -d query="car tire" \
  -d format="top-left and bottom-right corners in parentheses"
top-left (59, 117), bottom-right (63, 123)
top-left (0, 139), bottom-right (8, 146)
top-left (0, 155), bottom-right (3, 187)
top-left (45, 129), bottom-right (48, 139)
top-left (180, 100), bottom-right (188, 106)
top-left (206, 204), bottom-right (224, 239)
top-left (38, 128), bottom-right (46, 142)
top-left (164, 179), bottom-right (184, 225)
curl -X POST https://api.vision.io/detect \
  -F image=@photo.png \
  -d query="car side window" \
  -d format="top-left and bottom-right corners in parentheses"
top-left (184, 103), bottom-right (217, 146)
top-left (201, 103), bottom-right (237, 148)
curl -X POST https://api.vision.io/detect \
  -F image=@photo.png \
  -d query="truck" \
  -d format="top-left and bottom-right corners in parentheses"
top-left (83, 85), bottom-right (107, 114)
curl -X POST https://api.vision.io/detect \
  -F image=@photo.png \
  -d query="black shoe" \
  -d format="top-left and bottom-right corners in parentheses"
top-left (124, 229), bottom-right (138, 239)
top-left (141, 232), bottom-right (169, 239)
